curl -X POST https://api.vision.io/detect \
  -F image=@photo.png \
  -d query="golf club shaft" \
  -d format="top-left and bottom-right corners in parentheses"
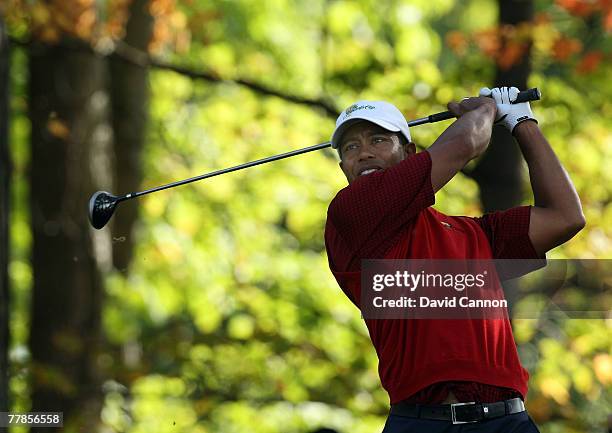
top-left (118, 87), bottom-right (540, 202)
top-left (120, 141), bottom-right (333, 201)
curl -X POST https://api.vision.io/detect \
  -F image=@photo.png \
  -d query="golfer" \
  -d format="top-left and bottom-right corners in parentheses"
top-left (324, 87), bottom-right (585, 432)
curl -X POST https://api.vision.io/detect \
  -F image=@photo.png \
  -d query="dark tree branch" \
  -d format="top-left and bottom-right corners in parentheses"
top-left (9, 36), bottom-right (340, 119)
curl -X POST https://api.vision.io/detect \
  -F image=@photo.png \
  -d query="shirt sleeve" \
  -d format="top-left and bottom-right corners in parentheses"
top-left (474, 205), bottom-right (545, 260)
top-left (327, 151), bottom-right (435, 270)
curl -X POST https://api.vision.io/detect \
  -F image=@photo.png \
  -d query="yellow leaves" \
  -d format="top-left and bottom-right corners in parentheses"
top-left (327, 1), bottom-right (363, 36)
top-left (396, 27), bottom-right (440, 64)
top-left (538, 376), bottom-right (571, 405)
top-left (189, 284), bottom-right (224, 334)
top-left (143, 193), bottom-right (168, 220)
top-left (131, 376), bottom-right (198, 432)
top-left (593, 353), bottom-right (612, 384)
top-left (227, 314), bottom-right (255, 340)
top-left (526, 394), bottom-right (553, 422)
top-left (513, 319), bottom-right (538, 344)
top-left (31, 3), bottom-right (51, 27)
top-left (572, 364), bottom-right (594, 393)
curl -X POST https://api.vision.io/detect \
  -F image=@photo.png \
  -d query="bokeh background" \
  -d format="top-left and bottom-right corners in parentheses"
top-left (1, 0), bottom-right (611, 432)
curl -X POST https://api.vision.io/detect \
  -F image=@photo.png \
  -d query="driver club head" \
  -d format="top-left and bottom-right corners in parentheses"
top-left (88, 191), bottom-right (119, 229)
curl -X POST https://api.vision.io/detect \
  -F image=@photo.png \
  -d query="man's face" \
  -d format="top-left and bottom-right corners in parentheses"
top-left (339, 121), bottom-right (415, 184)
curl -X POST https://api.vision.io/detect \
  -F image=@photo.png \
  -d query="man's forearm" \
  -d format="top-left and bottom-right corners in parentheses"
top-left (438, 102), bottom-right (496, 159)
top-left (514, 121), bottom-right (585, 225)
top-left (427, 102), bottom-right (495, 192)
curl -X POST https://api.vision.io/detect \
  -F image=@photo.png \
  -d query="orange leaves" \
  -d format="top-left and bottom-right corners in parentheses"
top-left (446, 27), bottom-right (530, 71)
top-left (47, 116), bottom-right (70, 139)
top-left (446, 14), bottom-right (607, 75)
top-left (445, 31), bottom-right (468, 56)
top-left (556, 0), bottom-right (612, 31)
top-left (556, 0), bottom-right (599, 17)
top-left (473, 29), bottom-right (500, 58)
top-left (496, 40), bottom-right (529, 70)
top-left (552, 37), bottom-right (583, 61)
top-left (577, 51), bottom-right (605, 74)
top-left (12, 0), bottom-right (192, 55)
top-left (551, 38), bottom-right (606, 75)
top-left (149, 0), bottom-right (191, 54)
top-left (150, 0), bottom-right (175, 17)
top-left (104, 0), bottom-right (131, 40)
top-left (19, 0), bottom-right (100, 43)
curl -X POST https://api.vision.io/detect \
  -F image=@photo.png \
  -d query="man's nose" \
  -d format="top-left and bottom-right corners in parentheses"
top-left (357, 142), bottom-right (376, 160)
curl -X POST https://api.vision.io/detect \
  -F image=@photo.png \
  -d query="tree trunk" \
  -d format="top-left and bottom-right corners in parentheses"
top-left (472, 0), bottom-right (534, 213)
top-left (28, 38), bottom-right (109, 431)
top-left (0, 13), bottom-right (11, 413)
top-left (109, 0), bottom-right (153, 271)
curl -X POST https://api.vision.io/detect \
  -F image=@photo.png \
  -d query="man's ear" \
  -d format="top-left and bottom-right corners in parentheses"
top-left (401, 140), bottom-right (416, 157)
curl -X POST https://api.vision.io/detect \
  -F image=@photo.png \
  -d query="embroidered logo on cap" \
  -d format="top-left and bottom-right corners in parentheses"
top-left (342, 103), bottom-right (375, 120)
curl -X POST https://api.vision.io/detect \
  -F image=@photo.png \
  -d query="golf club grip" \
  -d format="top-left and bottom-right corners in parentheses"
top-left (426, 87), bottom-right (541, 124)
top-left (514, 87), bottom-right (541, 103)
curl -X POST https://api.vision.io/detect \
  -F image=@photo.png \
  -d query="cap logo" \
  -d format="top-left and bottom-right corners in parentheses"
top-left (342, 103), bottom-right (375, 120)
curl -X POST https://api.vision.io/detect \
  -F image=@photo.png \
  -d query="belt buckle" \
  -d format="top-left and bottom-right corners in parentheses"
top-left (450, 402), bottom-right (478, 424)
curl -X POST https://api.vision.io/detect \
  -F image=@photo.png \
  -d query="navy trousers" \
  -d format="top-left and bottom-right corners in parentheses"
top-left (382, 411), bottom-right (541, 433)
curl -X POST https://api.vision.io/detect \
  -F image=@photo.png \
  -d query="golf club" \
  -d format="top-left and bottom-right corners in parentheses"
top-left (88, 87), bottom-right (541, 229)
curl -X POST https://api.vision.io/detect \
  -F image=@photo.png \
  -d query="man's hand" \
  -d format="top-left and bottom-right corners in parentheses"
top-left (447, 96), bottom-right (497, 118)
top-left (479, 86), bottom-right (537, 134)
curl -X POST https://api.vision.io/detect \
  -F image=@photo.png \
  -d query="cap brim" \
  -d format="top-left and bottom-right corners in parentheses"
top-left (331, 116), bottom-right (401, 149)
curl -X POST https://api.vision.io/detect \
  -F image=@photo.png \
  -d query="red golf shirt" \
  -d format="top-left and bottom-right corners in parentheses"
top-left (325, 150), bottom-right (543, 405)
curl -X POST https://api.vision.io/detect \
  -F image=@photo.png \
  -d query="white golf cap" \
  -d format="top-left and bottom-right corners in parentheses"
top-left (331, 100), bottom-right (411, 149)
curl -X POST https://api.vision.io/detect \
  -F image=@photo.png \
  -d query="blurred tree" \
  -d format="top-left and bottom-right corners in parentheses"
top-left (0, 12), bottom-right (10, 413)
top-left (109, 0), bottom-right (154, 272)
top-left (27, 27), bottom-right (109, 433)
top-left (472, 0), bottom-right (534, 212)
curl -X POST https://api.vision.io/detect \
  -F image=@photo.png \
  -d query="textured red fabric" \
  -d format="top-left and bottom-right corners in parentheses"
top-left (325, 150), bottom-right (542, 405)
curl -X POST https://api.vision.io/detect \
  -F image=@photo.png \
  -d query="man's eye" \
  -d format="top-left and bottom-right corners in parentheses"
top-left (372, 136), bottom-right (388, 144)
top-left (344, 143), bottom-right (358, 152)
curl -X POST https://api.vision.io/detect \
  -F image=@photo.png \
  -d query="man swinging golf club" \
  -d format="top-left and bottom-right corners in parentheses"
top-left (324, 87), bottom-right (585, 432)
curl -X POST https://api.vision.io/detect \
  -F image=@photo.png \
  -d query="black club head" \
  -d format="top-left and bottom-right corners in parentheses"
top-left (88, 191), bottom-right (119, 229)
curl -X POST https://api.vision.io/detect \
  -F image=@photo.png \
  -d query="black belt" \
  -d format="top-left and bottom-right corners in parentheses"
top-left (390, 397), bottom-right (525, 424)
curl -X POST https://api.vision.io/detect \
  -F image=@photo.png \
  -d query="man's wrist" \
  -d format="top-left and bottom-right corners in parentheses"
top-left (512, 118), bottom-right (538, 136)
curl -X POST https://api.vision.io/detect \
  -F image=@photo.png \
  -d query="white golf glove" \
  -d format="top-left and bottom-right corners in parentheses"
top-left (479, 86), bottom-right (537, 134)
